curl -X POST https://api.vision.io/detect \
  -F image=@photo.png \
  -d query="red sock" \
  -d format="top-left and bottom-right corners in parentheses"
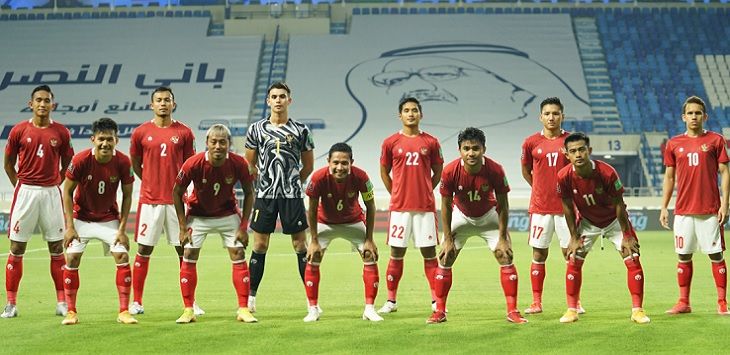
top-left (63, 267), bottom-right (79, 313)
top-left (50, 254), bottom-right (66, 303)
top-left (500, 264), bottom-right (519, 312)
top-left (624, 256), bottom-right (645, 308)
top-left (424, 258), bottom-right (438, 301)
top-left (677, 261), bottom-right (693, 304)
top-left (566, 258), bottom-right (584, 309)
top-left (530, 262), bottom-right (546, 304)
top-left (434, 266), bottom-right (452, 313)
top-left (232, 261), bottom-right (251, 308)
top-left (362, 264), bottom-right (379, 305)
top-left (5, 254), bottom-right (23, 304)
top-left (180, 261), bottom-right (197, 308)
top-left (132, 254), bottom-right (150, 304)
top-left (386, 258), bottom-right (404, 302)
top-left (304, 263), bottom-right (320, 306)
top-left (116, 263), bottom-right (132, 313)
top-left (712, 260), bottom-right (727, 303)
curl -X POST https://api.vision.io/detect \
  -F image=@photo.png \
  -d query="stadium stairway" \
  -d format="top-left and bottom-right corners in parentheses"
top-left (247, 26), bottom-right (289, 123)
top-left (572, 16), bottom-right (621, 134)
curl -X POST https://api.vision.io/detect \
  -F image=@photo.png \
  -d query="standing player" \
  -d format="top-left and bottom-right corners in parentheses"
top-left (378, 97), bottom-right (443, 314)
top-left (244, 82), bottom-right (314, 313)
top-left (520, 97), bottom-right (583, 315)
top-left (303, 143), bottom-right (382, 322)
top-left (660, 96), bottom-right (730, 315)
top-left (557, 132), bottom-right (649, 324)
top-left (128, 86), bottom-right (201, 315)
top-left (172, 124), bottom-right (256, 324)
top-left (60, 118), bottom-right (137, 325)
top-left (433, 127), bottom-right (527, 324)
top-left (2, 85), bottom-right (73, 318)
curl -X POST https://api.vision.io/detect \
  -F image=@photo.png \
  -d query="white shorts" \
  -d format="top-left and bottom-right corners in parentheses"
top-left (577, 219), bottom-right (624, 253)
top-left (135, 204), bottom-right (181, 247)
top-left (673, 215), bottom-right (725, 255)
top-left (8, 184), bottom-right (64, 243)
top-left (316, 221), bottom-right (366, 252)
top-left (66, 219), bottom-right (128, 254)
top-left (528, 213), bottom-right (571, 249)
top-left (387, 211), bottom-right (438, 248)
top-left (449, 206), bottom-right (500, 251)
top-left (185, 214), bottom-right (243, 249)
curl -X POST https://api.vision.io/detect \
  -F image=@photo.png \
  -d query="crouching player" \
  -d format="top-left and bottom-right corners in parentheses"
top-left (172, 124), bottom-right (256, 324)
top-left (557, 132), bottom-right (649, 324)
top-left (60, 117), bottom-right (137, 325)
top-left (433, 127), bottom-right (527, 324)
top-left (303, 143), bottom-right (382, 322)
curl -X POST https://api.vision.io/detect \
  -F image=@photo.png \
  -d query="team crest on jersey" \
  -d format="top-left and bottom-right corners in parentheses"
top-left (420, 147), bottom-right (429, 155)
top-left (50, 139), bottom-right (58, 147)
top-left (87, 175), bottom-right (93, 181)
top-left (171, 136), bottom-right (179, 144)
top-left (327, 193), bottom-right (332, 198)
top-left (348, 191), bottom-right (356, 198)
top-left (481, 184), bottom-right (490, 191)
top-left (147, 136), bottom-right (153, 141)
top-left (225, 176), bottom-right (234, 184)
top-left (110, 176), bottom-right (118, 183)
top-left (286, 134), bottom-right (295, 144)
top-left (701, 144), bottom-right (709, 152)
top-left (26, 137), bottom-right (31, 143)
top-left (595, 186), bottom-right (604, 194)
top-left (202, 178), bottom-right (207, 184)
top-left (537, 148), bottom-right (543, 154)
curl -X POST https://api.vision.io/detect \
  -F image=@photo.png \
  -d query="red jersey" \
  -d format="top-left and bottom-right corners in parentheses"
top-left (380, 131), bottom-right (443, 212)
top-left (130, 120), bottom-right (195, 204)
top-left (664, 131), bottom-right (730, 215)
top-left (175, 152), bottom-right (253, 218)
top-left (558, 160), bottom-right (624, 228)
top-left (521, 130), bottom-right (570, 214)
top-left (440, 157), bottom-right (510, 218)
top-left (5, 119), bottom-right (74, 186)
top-left (66, 149), bottom-right (134, 222)
top-left (306, 166), bottom-right (372, 225)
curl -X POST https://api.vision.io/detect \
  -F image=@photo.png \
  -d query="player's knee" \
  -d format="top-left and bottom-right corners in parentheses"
top-left (66, 254), bottom-right (82, 268)
top-left (48, 241), bottom-right (63, 254)
top-left (532, 248), bottom-right (548, 262)
top-left (137, 244), bottom-right (154, 256)
top-left (229, 248), bottom-right (246, 261)
top-left (419, 246), bottom-right (437, 259)
top-left (115, 253), bottom-right (129, 264)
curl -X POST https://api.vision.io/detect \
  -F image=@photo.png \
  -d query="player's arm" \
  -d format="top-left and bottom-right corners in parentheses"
top-left (521, 164), bottom-right (533, 186)
top-left (3, 153), bottom-right (17, 187)
top-left (659, 166), bottom-right (676, 230)
top-left (300, 149), bottom-right (314, 183)
top-left (172, 183), bottom-right (190, 247)
top-left (562, 197), bottom-right (582, 258)
top-left (494, 192), bottom-right (514, 262)
top-left (613, 195), bottom-right (639, 257)
top-left (131, 156), bottom-right (143, 179)
top-left (380, 164), bottom-right (392, 194)
top-left (116, 182), bottom-right (133, 250)
top-left (439, 195), bottom-right (456, 265)
top-left (718, 162), bottom-right (729, 225)
top-left (362, 189), bottom-right (378, 262)
top-left (237, 178), bottom-right (254, 248)
top-left (306, 196), bottom-right (322, 262)
top-left (60, 154), bottom-right (72, 185)
top-left (244, 148), bottom-right (258, 178)
top-left (430, 163), bottom-right (443, 190)
top-left (62, 177), bottom-right (80, 248)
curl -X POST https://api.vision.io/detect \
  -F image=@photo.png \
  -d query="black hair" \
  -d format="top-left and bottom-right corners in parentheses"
top-left (398, 97), bottom-right (422, 114)
top-left (267, 81), bottom-right (291, 96)
top-left (151, 86), bottom-right (174, 100)
top-left (540, 97), bottom-right (563, 112)
top-left (328, 142), bottom-right (353, 160)
top-left (564, 132), bottom-right (590, 148)
top-left (457, 127), bottom-right (486, 149)
top-left (91, 117), bottom-right (118, 136)
top-left (31, 85), bottom-right (53, 99)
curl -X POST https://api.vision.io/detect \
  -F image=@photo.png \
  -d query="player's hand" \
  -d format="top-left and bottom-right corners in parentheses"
top-left (236, 229), bottom-right (249, 249)
top-left (63, 227), bottom-right (80, 249)
top-left (179, 228), bottom-right (193, 248)
top-left (307, 240), bottom-right (323, 263)
top-left (566, 238), bottom-right (583, 259)
top-left (362, 239), bottom-right (378, 263)
top-left (621, 237), bottom-right (640, 258)
top-left (659, 208), bottom-right (671, 230)
top-left (718, 204), bottom-right (729, 226)
top-left (114, 231), bottom-right (130, 251)
top-left (494, 237), bottom-right (514, 262)
top-left (438, 235), bottom-right (457, 266)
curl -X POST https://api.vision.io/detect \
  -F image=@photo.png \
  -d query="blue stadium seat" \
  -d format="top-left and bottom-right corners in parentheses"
top-left (192, 9), bottom-right (201, 16)
top-left (164, 10), bottom-right (173, 17)
top-left (361, 7), bottom-right (369, 15)
top-left (0, 14), bottom-right (7, 21)
top-left (456, 7), bottom-right (465, 13)
top-left (109, 11), bottom-right (118, 18)
top-left (174, 10), bottom-right (182, 17)
top-left (371, 7), bottom-right (379, 15)
top-left (352, 7), bottom-right (360, 15)
top-left (399, 7), bottom-right (407, 14)
top-left (475, 7), bottom-right (484, 14)
top-left (183, 10), bottom-right (192, 16)
top-left (466, 7), bottom-right (474, 13)
top-left (202, 10), bottom-right (211, 17)
top-left (18, 13), bottom-right (27, 20)
top-left (63, 12), bottom-right (72, 19)
top-left (100, 12), bottom-right (109, 18)
top-left (428, 7), bottom-right (436, 14)
top-left (36, 13), bottom-right (44, 19)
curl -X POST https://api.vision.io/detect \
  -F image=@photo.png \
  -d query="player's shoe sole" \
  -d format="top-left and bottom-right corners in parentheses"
top-left (665, 303), bottom-right (691, 314)
top-left (61, 311), bottom-right (79, 325)
top-left (237, 308), bottom-right (258, 323)
top-left (117, 311), bottom-right (139, 324)
top-left (631, 309), bottom-right (650, 324)
top-left (559, 309), bottom-right (579, 323)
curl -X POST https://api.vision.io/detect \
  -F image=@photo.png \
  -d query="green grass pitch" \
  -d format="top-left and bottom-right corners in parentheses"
top-left (3, 231), bottom-right (730, 354)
